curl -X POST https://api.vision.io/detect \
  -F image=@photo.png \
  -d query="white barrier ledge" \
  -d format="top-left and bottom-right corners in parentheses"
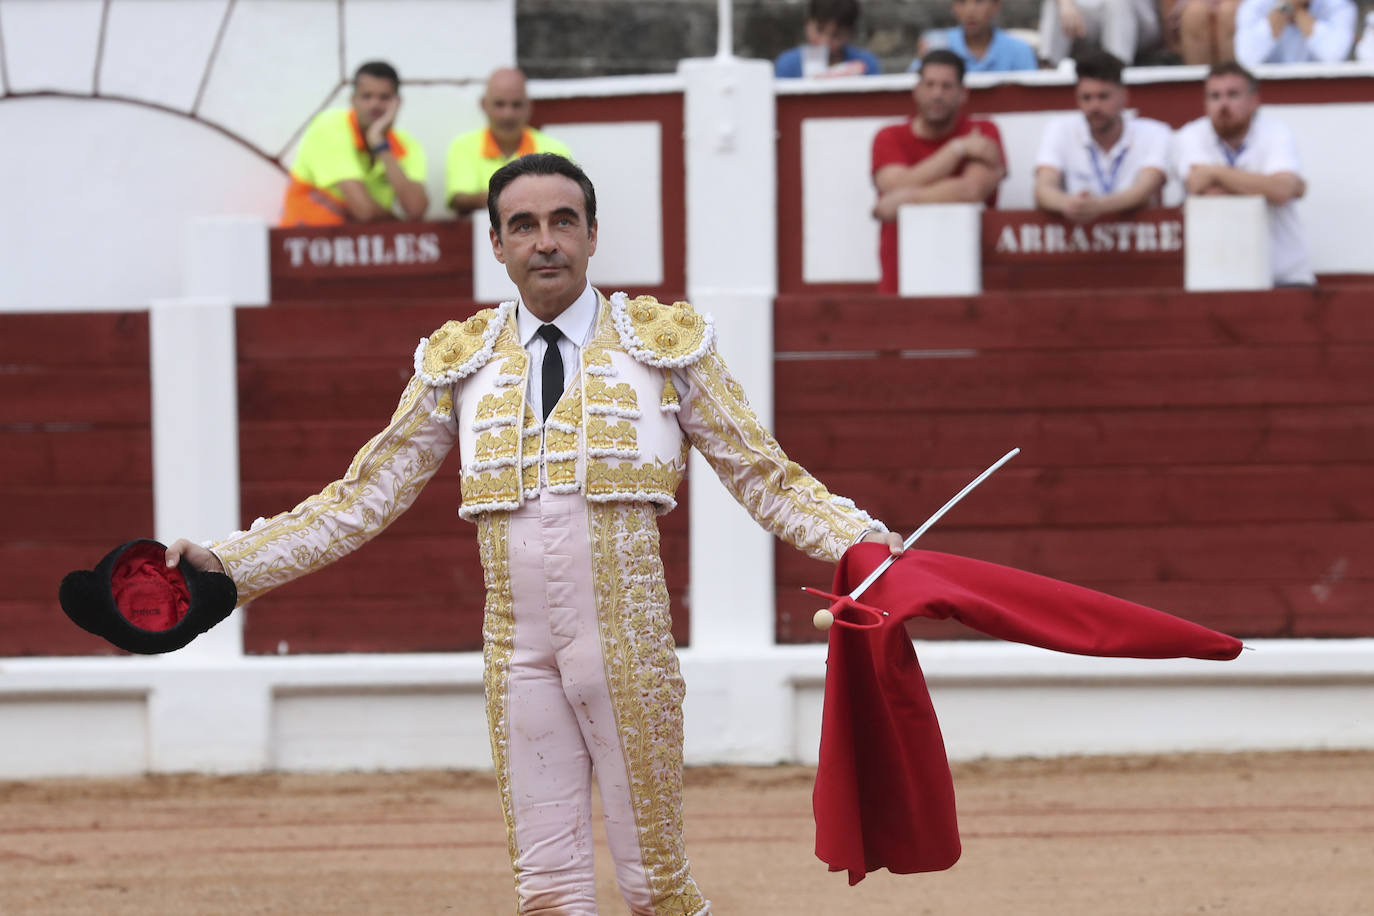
top-left (898, 202), bottom-right (983, 297)
top-left (2, 639), bottom-right (1370, 778)
top-left (1184, 195), bottom-right (1272, 291)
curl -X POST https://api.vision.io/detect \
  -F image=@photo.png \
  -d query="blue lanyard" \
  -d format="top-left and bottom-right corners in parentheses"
top-left (1219, 141), bottom-right (1246, 167)
top-left (1086, 143), bottom-right (1130, 194)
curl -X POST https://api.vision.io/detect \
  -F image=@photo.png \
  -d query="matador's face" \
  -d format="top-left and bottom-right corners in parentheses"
top-left (490, 174), bottom-right (598, 322)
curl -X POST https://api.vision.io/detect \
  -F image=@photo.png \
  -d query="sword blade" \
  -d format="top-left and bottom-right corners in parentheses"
top-left (848, 448), bottom-right (1020, 601)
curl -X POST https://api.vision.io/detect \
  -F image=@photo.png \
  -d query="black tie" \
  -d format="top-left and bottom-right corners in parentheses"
top-left (537, 324), bottom-right (564, 421)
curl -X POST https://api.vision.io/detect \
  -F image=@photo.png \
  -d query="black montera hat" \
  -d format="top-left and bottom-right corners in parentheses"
top-left (59, 539), bottom-right (237, 654)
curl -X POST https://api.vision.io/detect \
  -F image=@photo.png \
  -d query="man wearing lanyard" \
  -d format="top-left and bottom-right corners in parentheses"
top-left (1033, 51), bottom-right (1170, 224)
top-left (1174, 61), bottom-right (1313, 286)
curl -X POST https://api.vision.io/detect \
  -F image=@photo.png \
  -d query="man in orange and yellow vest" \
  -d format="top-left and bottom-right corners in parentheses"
top-left (445, 67), bottom-right (571, 217)
top-left (281, 60), bottom-right (429, 226)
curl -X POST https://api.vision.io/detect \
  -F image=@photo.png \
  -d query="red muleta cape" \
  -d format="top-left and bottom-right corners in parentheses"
top-left (812, 543), bottom-right (1242, 885)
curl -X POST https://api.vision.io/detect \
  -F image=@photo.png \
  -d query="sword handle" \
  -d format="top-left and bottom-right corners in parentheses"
top-left (803, 587), bottom-right (886, 631)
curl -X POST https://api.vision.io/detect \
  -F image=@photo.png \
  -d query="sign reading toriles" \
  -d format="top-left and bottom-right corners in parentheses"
top-left (269, 221), bottom-right (475, 301)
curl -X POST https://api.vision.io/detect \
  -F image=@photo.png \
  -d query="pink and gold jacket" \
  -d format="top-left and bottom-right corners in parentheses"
top-left (210, 292), bottom-right (886, 605)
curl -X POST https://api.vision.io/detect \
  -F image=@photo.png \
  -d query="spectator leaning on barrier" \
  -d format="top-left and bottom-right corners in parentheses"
top-left (1174, 61), bottom-right (1313, 285)
top-left (1165, 0), bottom-right (1240, 65)
top-left (775, 0), bottom-right (882, 77)
top-left (871, 49), bottom-right (1007, 295)
top-left (1034, 50), bottom-right (1171, 222)
top-left (1234, 0), bottom-right (1357, 65)
top-left (1039, 0), bottom-right (1162, 65)
top-left (280, 61), bottom-right (429, 226)
top-left (446, 68), bottom-right (571, 217)
top-left (909, 0), bottom-right (1039, 73)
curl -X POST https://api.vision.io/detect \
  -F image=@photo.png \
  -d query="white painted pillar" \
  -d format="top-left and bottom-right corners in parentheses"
top-left (1184, 196), bottom-right (1272, 291)
top-left (680, 57), bottom-right (777, 653)
top-left (898, 203), bottom-right (983, 297)
top-left (149, 296), bottom-right (243, 659)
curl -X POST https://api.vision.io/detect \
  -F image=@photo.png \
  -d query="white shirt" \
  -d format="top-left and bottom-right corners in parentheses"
top-left (1234, 0), bottom-right (1357, 65)
top-left (1035, 113), bottom-right (1172, 197)
top-left (516, 282), bottom-right (599, 420)
top-left (1173, 111), bottom-right (1313, 285)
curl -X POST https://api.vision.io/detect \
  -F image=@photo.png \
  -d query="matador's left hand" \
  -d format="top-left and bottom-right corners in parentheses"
top-left (862, 530), bottom-right (905, 557)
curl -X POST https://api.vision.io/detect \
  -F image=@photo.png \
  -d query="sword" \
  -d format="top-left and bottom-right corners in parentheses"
top-left (805, 448), bottom-right (1020, 631)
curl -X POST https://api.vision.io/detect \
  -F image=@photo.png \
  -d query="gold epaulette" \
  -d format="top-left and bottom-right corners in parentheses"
top-left (610, 292), bottom-right (715, 369)
top-left (413, 301), bottom-right (516, 386)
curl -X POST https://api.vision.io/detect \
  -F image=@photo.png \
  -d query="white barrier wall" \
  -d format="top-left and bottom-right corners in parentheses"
top-left (0, 0), bottom-right (514, 312)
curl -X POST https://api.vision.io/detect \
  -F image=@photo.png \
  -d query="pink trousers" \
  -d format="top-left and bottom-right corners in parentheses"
top-left (478, 491), bottom-right (711, 915)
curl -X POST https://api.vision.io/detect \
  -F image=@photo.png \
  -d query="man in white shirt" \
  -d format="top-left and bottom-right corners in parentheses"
top-left (1034, 50), bottom-right (1171, 223)
top-left (1234, 0), bottom-right (1357, 65)
top-left (1173, 62), bottom-right (1314, 286)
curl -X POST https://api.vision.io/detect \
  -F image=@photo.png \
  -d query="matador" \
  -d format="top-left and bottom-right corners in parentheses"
top-left (169, 153), bottom-right (902, 914)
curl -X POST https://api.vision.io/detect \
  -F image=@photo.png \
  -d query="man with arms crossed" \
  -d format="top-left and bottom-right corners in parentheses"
top-left (871, 49), bottom-right (1007, 294)
top-left (1034, 50), bottom-right (1171, 223)
top-left (1174, 61), bottom-right (1313, 286)
top-left (168, 154), bottom-right (902, 914)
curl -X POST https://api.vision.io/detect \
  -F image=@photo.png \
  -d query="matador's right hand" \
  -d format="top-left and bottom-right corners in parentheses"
top-left (166, 539), bottom-right (225, 575)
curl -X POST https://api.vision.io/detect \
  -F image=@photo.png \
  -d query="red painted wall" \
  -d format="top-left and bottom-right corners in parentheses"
top-left (0, 313), bottom-right (153, 656)
top-left (772, 286), bottom-right (1374, 643)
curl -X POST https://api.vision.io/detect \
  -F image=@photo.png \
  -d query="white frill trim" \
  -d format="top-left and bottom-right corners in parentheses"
top-left (470, 457), bottom-right (518, 472)
top-left (547, 482), bottom-right (582, 495)
top-left (250, 516), bottom-right (268, 530)
top-left (494, 374), bottom-right (524, 387)
top-left (544, 450), bottom-right (579, 463)
top-left (429, 408), bottom-right (454, 420)
top-left (544, 419), bottom-right (578, 434)
top-left (414, 300), bottom-right (516, 387)
top-left (609, 290), bottom-right (715, 369)
top-left (585, 363), bottom-right (617, 377)
top-left (521, 454), bottom-right (542, 468)
top-left (586, 490), bottom-right (678, 512)
top-left (459, 498), bottom-right (522, 520)
top-left (586, 405), bottom-right (641, 420)
top-left (522, 487), bottom-right (541, 499)
top-left (472, 415), bottom-right (520, 432)
top-left (588, 447), bottom-right (641, 459)
top-left (659, 401), bottom-right (681, 414)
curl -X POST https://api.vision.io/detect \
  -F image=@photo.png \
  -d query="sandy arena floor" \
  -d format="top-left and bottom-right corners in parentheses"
top-left (1, 750), bottom-right (1370, 914)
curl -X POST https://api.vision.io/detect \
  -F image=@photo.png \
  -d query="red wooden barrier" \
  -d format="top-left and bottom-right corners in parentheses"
top-left (772, 285), bottom-right (1374, 643)
top-left (0, 313), bottom-right (153, 656)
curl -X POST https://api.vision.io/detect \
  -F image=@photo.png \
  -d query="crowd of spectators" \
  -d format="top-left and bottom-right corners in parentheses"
top-left (869, 48), bottom-right (1313, 290)
top-left (773, 0), bottom-right (1370, 73)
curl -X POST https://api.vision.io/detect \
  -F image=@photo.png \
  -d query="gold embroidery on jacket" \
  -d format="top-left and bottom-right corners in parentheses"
top-left (588, 503), bottom-right (708, 915)
top-left (586, 417), bottom-right (638, 455)
top-left (475, 388), bottom-right (523, 427)
top-left (585, 459), bottom-right (683, 506)
top-left (682, 351), bottom-right (870, 562)
top-left (473, 427), bottom-right (521, 467)
top-left (585, 377), bottom-right (639, 416)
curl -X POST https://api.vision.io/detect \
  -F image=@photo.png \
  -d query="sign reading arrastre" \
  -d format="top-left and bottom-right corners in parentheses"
top-left (269, 221), bottom-right (474, 300)
top-left (981, 208), bottom-right (1184, 291)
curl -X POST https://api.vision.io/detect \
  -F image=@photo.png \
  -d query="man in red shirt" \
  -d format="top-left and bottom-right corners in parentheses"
top-left (871, 49), bottom-right (1006, 294)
